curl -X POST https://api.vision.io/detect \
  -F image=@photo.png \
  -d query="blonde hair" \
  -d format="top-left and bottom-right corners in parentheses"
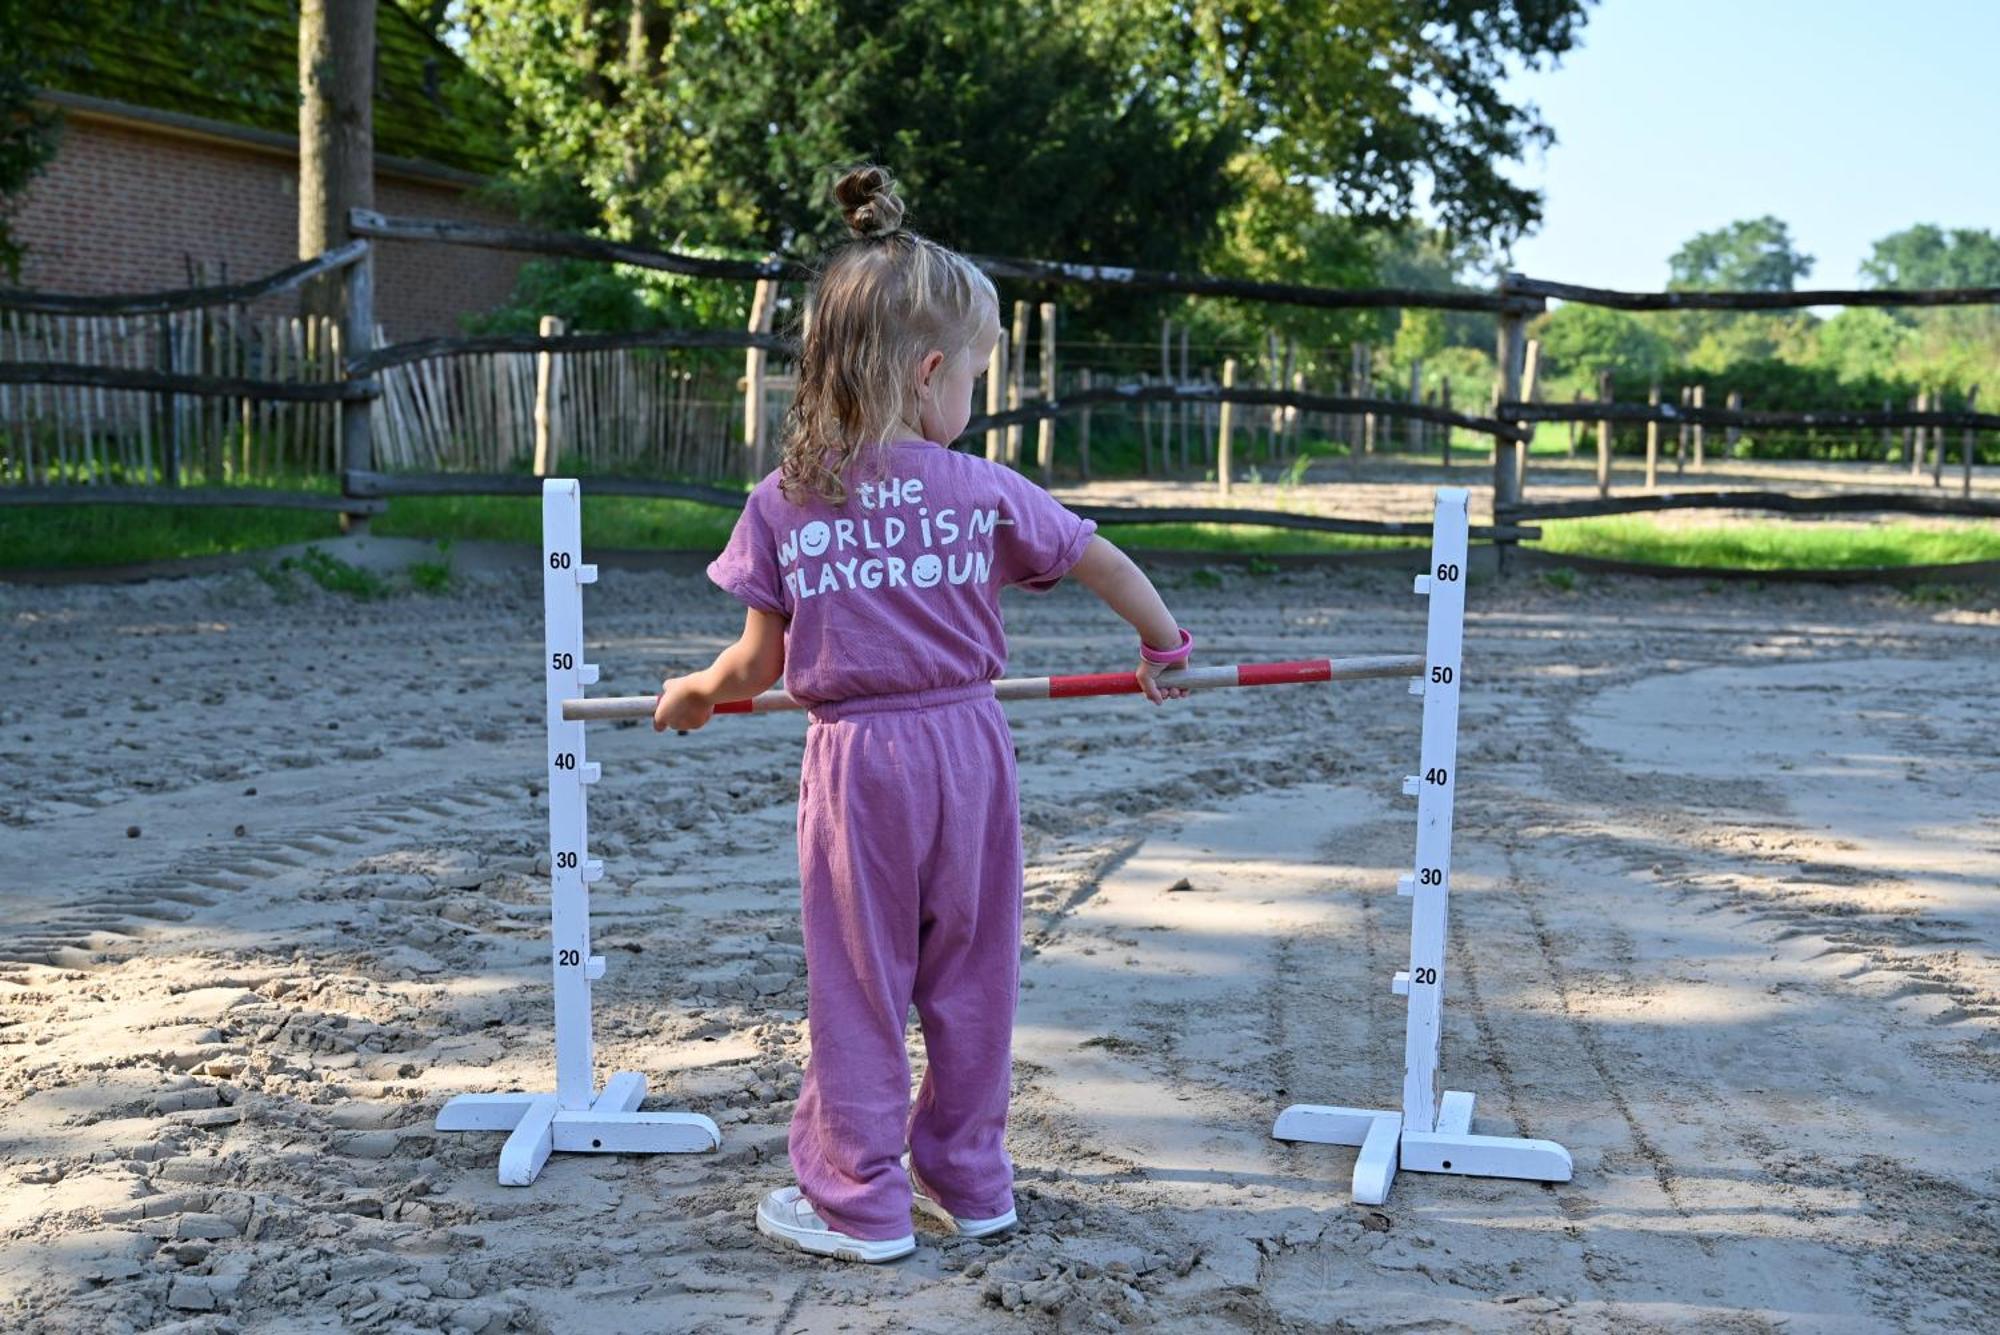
top-left (779, 165), bottom-right (997, 506)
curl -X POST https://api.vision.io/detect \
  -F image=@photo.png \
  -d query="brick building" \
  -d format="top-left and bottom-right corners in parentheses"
top-left (11, 5), bottom-right (529, 339)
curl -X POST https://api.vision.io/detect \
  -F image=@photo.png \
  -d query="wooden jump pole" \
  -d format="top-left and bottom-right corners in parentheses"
top-left (564, 654), bottom-right (1426, 722)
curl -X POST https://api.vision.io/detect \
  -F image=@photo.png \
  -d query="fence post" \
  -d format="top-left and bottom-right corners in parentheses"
top-left (985, 327), bottom-right (1006, 462)
top-left (157, 312), bottom-right (179, 487)
top-left (1362, 343), bottom-right (1377, 455)
top-left (1691, 384), bottom-right (1706, 470)
top-left (1077, 368), bottom-right (1092, 481)
top-left (1932, 387), bottom-right (1947, 487)
top-left (1218, 357), bottom-right (1236, 496)
top-left (1910, 389), bottom-right (1927, 479)
top-left (1965, 385), bottom-right (1980, 498)
top-left (1676, 386), bottom-right (1689, 472)
top-left (1517, 337), bottom-right (1540, 498)
top-left (1725, 389), bottom-right (1743, 456)
top-left (1036, 301), bottom-right (1057, 482)
top-left (1006, 300), bottom-right (1029, 466)
top-left (533, 315), bottom-right (564, 476)
top-left (1595, 370), bottom-right (1613, 498)
top-left (1288, 366), bottom-right (1303, 458)
top-left (1492, 303), bottom-right (1522, 506)
top-left (1408, 358), bottom-right (1424, 454)
top-left (1645, 382), bottom-right (1660, 489)
top-left (744, 275), bottom-right (776, 477)
top-left (1279, 337), bottom-right (1296, 460)
top-left (1168, 323), bottom-right (1184, 469)
top-left (1439, 378), bottom-right (1452, 467)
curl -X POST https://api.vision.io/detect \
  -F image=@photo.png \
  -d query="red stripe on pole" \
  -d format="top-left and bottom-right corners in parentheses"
top-left (1047, 670), bottom-right (1150, 699)
top-left (1237, 659), bottom-right (1335, 688)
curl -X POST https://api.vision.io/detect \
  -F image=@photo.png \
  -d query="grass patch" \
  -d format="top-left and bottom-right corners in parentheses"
top-left (0, 504), bottom-right (339, 568)
top-left (0, 492), bottom-right (743, 569)
top-left (407, 538), bottom-right (456, 594)
top-left (1535, 517), bottom-right (2000, 571)
top-left (372, 493), bottom-right (741, 550)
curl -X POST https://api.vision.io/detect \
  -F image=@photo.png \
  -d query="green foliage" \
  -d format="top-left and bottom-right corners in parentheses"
top-left (1812, 308), bottom-right (1915, 384)
top-left (1536, 304), bottom-right (1671, 383)
top-left (457, 0), bottom-right (1235, 269)
top-left (462, 258), bottom-right (751, 336)
top-left (407, 539), bottom-right (456, 593)
top-left (448, 0), bottom-right (1588, 327)
top-left (1668, 216), bottom-right (1815, 292)
top-left (1097, 0), bottom-right (1589, 247)
top-left (0, 0), bottom-right (62, 276)
top-left (282, 546), bottom-right (389, 599)
top-left (1861, 225), bottom-right (2000, 290)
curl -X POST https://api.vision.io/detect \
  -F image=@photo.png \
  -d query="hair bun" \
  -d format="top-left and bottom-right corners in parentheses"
top-left (834, 165), bottom-right (906, 239)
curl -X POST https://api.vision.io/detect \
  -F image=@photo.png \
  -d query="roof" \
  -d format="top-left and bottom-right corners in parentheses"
top-left (28, 2), bottom-right (513, 179)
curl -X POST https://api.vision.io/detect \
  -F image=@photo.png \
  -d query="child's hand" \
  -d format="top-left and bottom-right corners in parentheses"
top-left (1135, 658), bottom-right (1191, 705)
top-left (652, 676), bottom-right (715, 733)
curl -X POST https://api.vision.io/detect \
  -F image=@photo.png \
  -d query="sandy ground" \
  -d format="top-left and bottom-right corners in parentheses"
top-left (1059, 448), bottom-right (2000, 530)
top-left (2, 510), bottom-right (1998, 1333)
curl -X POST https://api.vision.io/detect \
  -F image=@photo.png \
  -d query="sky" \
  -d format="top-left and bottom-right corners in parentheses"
top-left (1494, 0), bottom-right (1998, 291)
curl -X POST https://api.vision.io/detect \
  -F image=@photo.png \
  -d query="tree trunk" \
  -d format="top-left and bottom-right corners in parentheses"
top-left (300, 0), bottom-right (375, 524)
top-left (299, 0), bottom-right (375, 312)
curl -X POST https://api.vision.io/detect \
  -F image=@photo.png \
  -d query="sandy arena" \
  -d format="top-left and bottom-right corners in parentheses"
top-left (2, 519), bottom-right (1997, 1332)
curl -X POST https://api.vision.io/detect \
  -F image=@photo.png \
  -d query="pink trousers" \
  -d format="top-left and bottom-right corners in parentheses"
top-left (787, 683), bottom-right (1022, 1240)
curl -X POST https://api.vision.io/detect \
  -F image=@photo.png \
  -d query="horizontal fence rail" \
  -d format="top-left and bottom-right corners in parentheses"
top-left (350, 210), bottom-right (1527, 315)
top-left (1502, 400), bottom-right (2000, 432)
top-left (1071, 503), bottom-right (1538, 541)
top-left (1504, 274), bottom-right (2000, 312)
top-left (3, 484), bottom-right (384, 513)
top-left (1497, 490), bottom-right (2000, 523)
top-left (968, 383), bottom-right (1532, 442)
top-left (0, 361), bottom-right (373, 403)
top-left (0, 241), bottom-right (369, 316)
top-left (343, 468), bottom-right (749, 508)
top-left (352, 328), bottom-right (794, 376)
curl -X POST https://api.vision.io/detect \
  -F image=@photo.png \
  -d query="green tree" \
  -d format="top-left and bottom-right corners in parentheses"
top-left (0, 1), bottom-right (63, 276)
top-left (1812, 307), bottom-right (1913, 383)
top-left (445, 0), bottom-right (1591, 273)
top-left (1667, 216), bottom-right (1814, 292)
top-left (1860, 224), bottom-right (2000, 291)
top-left (1091, 0), bottom-right (1590, 250)
top-left (453, 0), bottom-right (1236, 268)
top-left (1535, 303), bottom-right (1671, 384)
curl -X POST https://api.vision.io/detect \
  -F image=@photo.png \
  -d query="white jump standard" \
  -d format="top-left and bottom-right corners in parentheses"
top-left (435, 479), bottom-right (721, 1186)
top-left (1272, 486), bottom-right (1571, 1204)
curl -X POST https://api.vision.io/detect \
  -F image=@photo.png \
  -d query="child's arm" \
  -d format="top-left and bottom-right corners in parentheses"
top-left (652, 607), bottom-right (787, 733)
top-left (1069, 536), bottom-right (1189, 704)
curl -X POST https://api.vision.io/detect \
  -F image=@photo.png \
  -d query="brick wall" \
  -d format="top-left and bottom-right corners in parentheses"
top-left (10, 115), bottom-right (530, 339)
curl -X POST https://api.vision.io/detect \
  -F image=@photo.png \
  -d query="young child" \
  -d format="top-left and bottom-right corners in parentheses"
top-left (652, 165), bottom-right (1192, 1264)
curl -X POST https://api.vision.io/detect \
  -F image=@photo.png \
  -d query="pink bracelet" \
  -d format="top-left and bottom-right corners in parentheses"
top-left (1140, 627), bottom-right (1194, 666)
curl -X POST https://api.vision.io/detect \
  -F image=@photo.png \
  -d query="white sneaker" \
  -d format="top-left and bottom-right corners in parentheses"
top-left (755, 1186), bottom-right (915, 1264)
top-left (903, 1155), bottom-right (1018, 1238)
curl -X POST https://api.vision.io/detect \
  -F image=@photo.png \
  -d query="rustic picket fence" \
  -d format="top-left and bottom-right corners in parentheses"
top-left (0, 307), bottom-right (779, 486)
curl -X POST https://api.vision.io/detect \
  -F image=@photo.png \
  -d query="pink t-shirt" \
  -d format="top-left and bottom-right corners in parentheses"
top-left (706, 441), bottom-right (1097, 705)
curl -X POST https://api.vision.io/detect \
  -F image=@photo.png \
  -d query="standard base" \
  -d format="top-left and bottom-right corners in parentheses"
top-left (1272, 1090), bottom-right (1570, 1205)
top-left (438, 1071), bottom-right (721, 1186)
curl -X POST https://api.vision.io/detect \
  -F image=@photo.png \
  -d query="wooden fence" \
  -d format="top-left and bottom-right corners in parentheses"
top-left (2, 220), bottom-right (1997, 563)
